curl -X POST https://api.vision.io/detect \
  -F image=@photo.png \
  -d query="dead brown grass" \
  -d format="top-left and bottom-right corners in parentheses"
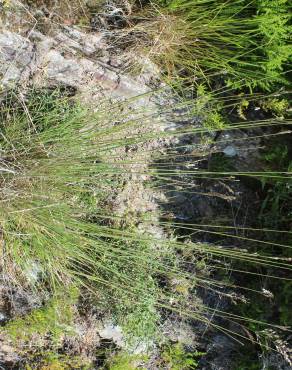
top-left (23, 0), bottom-right (90, 26)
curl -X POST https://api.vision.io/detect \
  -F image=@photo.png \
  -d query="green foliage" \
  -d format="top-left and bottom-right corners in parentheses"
top-left (104, 352), bottom-right (147, 370)
top-left (0, 88), bottom-right (165, 342)
top-left (260, 175), bottom-right (292, 227)
top-left (150, 0), bottom-right (292, 90)
top-left (0, 80), bottom-right (290, 367)
top-left (91, 237), bottom-right (162, 344)
top-left (235, 137), bottom-right (292, 336)
top-left (262, 144), bottom-right (288, 166)
top-left (237, 98), bottom-right (250, 120)
top-left (162, 343), bottom-right (203, 370)
top-left (195, 84), bottom-right (226, 131)
top-left (5, 288), bottom-right (79, 344)
top-left (260, 98), bottom-right (289, 117)
top-left (204, 111), bottom-right (225, 131)
top-left (260, 144), bottom-right (292, 228)
top-left (256, 0), bottom-right (291, 85)
top-left (25, 352), bottom-right (93, 370)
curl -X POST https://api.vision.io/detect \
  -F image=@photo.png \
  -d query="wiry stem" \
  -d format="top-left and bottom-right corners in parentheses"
top-left (0, 167), bottom-right (15, 174)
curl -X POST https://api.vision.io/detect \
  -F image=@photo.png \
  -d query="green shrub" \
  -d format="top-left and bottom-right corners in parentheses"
top-left (162, 343), bottom-right (203, 370)
top-left (259, 98), bottom-right (289, 117)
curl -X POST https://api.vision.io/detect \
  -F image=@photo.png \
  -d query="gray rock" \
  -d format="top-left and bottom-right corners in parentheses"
top-left (215, 130), bottom-right (262, 171)
top-left (223, 145), bottom-right (237, 157)
top-left (97, 321), bottom-right (124, 347)
top-left (0, 342), bottom-right (20, 365)
top-left (23, 261), bottom-right (43, 284)
top-left (0, 31), bottom-right (34, 87)
top-left (0, 311), bottom-right (6, 323)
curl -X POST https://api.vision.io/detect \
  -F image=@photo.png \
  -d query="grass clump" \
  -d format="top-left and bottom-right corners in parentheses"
top-left (133, 0), bottom-right (291, 90)
top-left (0, 88), bottom-right (165, 343)
top-left (0, 84), bottom-right (290, 366)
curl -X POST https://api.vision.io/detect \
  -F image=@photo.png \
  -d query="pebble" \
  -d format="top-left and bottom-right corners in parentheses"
top-left (223, 145), bottom-right (237, 157)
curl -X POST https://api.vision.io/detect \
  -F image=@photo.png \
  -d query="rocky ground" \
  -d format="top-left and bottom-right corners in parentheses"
top-left (0, 1), bottom-right (291, 369)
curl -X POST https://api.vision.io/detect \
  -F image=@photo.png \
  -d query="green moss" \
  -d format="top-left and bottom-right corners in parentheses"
top-left (25, 352), bottom-right (93, 370)
top-left (5, 288), bottom-right (79, 345)
top-left (105, 352), bottom-right (147, 370)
